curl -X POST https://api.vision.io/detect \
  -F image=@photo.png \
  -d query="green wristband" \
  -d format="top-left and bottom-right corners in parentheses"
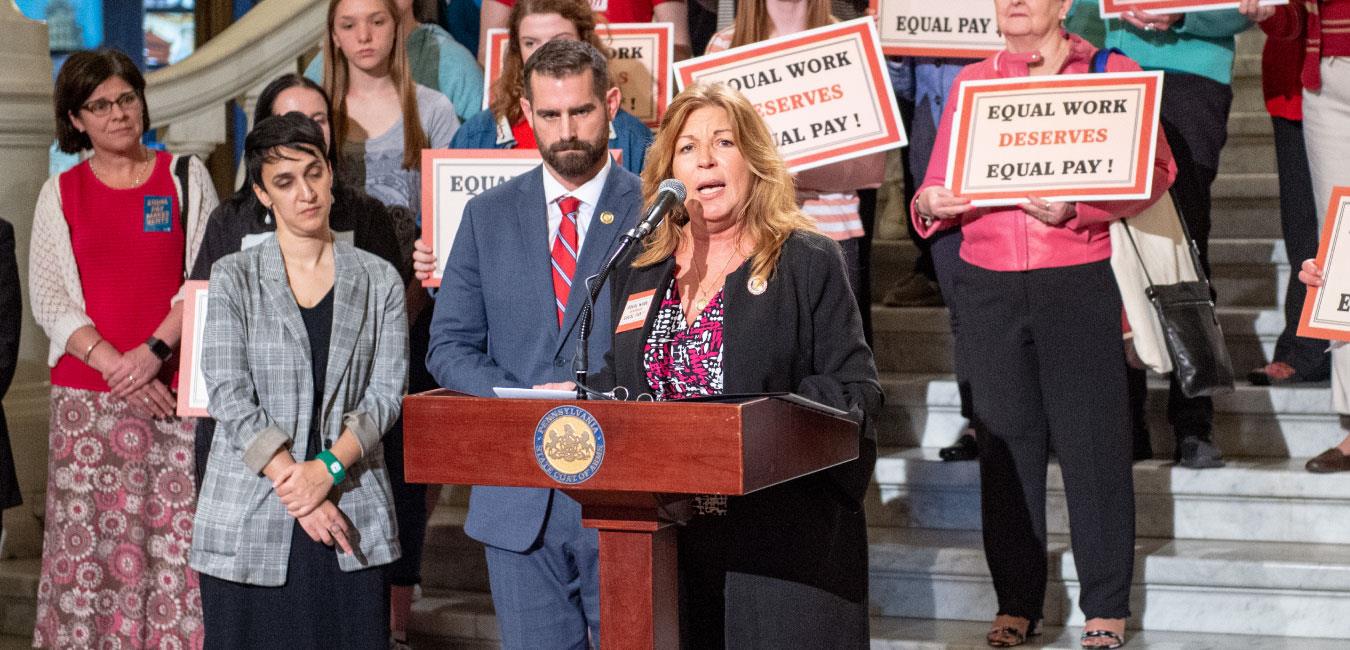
top-left (316, 449), bottom-right (346, 486)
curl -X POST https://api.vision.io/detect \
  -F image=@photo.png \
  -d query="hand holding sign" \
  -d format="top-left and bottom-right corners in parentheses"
top-left (1098, 0), bottom-right (1286, 19)
top-left (1298, 188), bottom-right (1350, 342)
top-left (946, 71), bottom-right (1164, 206)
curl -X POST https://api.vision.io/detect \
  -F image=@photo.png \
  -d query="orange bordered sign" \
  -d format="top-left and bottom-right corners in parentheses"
top-left (1298, 187), bottom-right (1350, 342)
top-left (869, 0), bottom-right (1003, 59)
top-left (177, 280), bottom-right (210, 418)
top-left (420, 149), bottom-right (623, 287)
top-left (1098, 0), bottom-right (1286, 18)
top-left (672, 18), bottom-right (906, 173)
top-left (945, 71), bottom-right (1163, 207)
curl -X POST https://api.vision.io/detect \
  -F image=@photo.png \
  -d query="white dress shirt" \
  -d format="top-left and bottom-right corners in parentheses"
top-left (541, 157), bottom-right (613, 258)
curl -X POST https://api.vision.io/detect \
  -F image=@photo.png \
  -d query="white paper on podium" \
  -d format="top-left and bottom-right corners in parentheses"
top-left (492, 387), bottom-right (577, 400)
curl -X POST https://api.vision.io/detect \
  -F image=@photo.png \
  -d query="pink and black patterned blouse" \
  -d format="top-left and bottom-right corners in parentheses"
top-left (644, 281), bottom-right (729, 516)
top-left (644, 282), bottom-right (725, 400)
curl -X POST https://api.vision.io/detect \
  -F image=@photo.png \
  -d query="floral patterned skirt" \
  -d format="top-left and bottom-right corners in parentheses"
top-left (33, 386), bottom-right (203, 649)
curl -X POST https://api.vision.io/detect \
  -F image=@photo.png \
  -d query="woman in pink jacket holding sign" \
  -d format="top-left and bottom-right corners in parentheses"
top-left (911, 0), bottom-right (1176, 647)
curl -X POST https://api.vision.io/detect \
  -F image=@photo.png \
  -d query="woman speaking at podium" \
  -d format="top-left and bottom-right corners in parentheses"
top-left (589, 83), bottom-right (882, 648)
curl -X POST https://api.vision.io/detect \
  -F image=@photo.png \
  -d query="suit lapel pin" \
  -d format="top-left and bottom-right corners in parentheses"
top-left (599, 211), bottom-right (615, 225)
top-left (747, 276), bottom-right (767, 295)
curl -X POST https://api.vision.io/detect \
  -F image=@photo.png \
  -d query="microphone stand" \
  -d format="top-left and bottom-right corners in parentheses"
top-left (572, 231), bottom-right (643, 400)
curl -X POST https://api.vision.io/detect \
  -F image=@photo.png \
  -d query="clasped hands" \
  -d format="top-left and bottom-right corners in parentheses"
top-left (102, 345), bottom-right (175, 419)
top-left (915, 186), bottom-right (1076, 227)
top-left (271, 457), bottom-right (355, 555)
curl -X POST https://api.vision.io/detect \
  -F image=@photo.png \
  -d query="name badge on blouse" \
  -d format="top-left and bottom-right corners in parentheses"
top-left (616, 289), bottom-right (655, 333)
top-left (143, 196), bottom-right (173, 232)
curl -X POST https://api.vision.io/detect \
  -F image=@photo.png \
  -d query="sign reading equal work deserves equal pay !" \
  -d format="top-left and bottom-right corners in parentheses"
top-left (673, 18), bottom-right (906, 172)
top-left (946, 71), bottom-right (1164, 207)
top-left (869, 0), bottom-right (1003, 58)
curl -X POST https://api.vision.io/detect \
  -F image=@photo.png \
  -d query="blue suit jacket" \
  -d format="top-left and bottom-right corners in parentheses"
top-left (426, 162), bottom-right (642, 551)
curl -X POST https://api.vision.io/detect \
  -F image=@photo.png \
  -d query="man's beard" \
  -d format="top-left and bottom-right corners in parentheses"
top-left (541, 131), bottom-right (608, 180)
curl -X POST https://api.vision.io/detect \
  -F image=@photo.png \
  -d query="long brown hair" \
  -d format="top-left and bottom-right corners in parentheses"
top-left (323, 0), bottom-right (427, 169)
top-left (634, 83), bottom-right (814, 280)
top-left (491, 0), bottom-right (610, 125)
top-left (729, 0), bottom-right (833, 48)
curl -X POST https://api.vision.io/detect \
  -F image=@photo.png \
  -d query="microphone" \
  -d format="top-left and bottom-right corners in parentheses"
top-left (572, 179), bottom-right (687, 400)
top-left (629, 179), bottom-right (687, 241)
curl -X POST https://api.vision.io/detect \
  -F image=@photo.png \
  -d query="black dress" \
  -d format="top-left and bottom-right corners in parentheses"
top-left (199, 289), bottom-right (390, 650)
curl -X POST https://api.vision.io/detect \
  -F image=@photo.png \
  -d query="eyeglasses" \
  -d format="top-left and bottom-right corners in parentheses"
top-left (80, 91), bottom-right (141, 117)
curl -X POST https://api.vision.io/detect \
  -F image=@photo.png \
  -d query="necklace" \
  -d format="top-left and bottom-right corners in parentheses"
top-left (690, 248), bottom-right (742, 314)
top-left (90, 146), bottom-right (151, 189)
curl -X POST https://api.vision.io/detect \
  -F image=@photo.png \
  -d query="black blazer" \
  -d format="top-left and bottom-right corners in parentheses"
top-left (594, 229), bottom-right (881, 606)
top-left (0, 220), bottom-right (25, 512)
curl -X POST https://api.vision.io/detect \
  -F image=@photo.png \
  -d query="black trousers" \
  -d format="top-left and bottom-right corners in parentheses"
top-left (956, 260), bottom-right (1135, 620)
top-left (1270, 117), bottom-right (1330, 378)
top-left (1136, 72), bottom-right (1234, 438)
top-left (901, 96), bottom-right (939, 281)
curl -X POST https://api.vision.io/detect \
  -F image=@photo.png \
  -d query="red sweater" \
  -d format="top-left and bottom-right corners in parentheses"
top-left (1261, 11), bottom-right (1306, 120)
top-left (1266, 1), bottom-right (1350, 92)
top-left (53, 153), bottom-right (185, 391)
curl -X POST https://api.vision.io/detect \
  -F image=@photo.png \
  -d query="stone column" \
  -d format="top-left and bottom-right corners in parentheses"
top-left (0, 5), bottom-right (55, 559)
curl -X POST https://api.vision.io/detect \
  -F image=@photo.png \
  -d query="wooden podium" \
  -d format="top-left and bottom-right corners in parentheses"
top-left (402, 390), bottom-right (860, 649)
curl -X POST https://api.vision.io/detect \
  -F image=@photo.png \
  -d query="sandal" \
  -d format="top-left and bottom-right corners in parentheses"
top-left (986, 616), bottom-right (1040, 647)
top-left (1080, 629), bottom-right (1126, 649)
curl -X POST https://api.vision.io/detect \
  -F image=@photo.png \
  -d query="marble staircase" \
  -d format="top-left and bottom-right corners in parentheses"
top-left (392, 29), bottom-right (1350, 647)
top-left (1, 24), bottom-right (1345, 650)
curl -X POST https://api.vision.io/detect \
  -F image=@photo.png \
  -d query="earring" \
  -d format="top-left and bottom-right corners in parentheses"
top-left (265, 207), bottom-right (274, 225)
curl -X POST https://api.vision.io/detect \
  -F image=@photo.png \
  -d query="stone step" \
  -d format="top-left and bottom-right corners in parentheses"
top-left (868, 527), bottom-right (1350, 638)
top-left (868, 448), bottom-right (1350, 545)
top-left (871, 305), bottom-right (1295, 377)
top-left (421, 506), bottom-right (491, 594)
top-left (407, 594), bottom-right (1350, 649)
top-left (876, 373), bottom-right (1344, 459)
top-left (869, 617), bottom-right (1350, 650)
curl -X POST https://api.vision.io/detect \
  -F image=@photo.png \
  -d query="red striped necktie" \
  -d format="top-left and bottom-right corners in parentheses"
top-left (550, 195), bottom-right (581, 327)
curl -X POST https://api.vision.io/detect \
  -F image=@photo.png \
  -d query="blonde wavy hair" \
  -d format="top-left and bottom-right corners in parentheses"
top-left (323, 0), bottom-right (427, 170)
top-left (634, 83), bottom-right (814, 280)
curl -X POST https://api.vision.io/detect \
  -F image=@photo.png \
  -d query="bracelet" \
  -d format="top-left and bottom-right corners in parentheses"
top-left (316, 449), bottom-right (346, 486)
top-left (81, 339), bottom-right (105, 365)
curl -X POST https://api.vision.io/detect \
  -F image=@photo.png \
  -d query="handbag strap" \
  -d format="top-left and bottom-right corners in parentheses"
top-left (1119, 189), bottom-right (1216, 295)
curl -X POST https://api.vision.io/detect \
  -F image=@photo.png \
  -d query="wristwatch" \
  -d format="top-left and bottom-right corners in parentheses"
top-left (145, 336), bottom-right (173, 362)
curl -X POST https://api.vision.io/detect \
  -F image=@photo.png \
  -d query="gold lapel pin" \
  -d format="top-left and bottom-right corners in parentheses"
top-left (747, 276), bottom-right (767, 295)
top-left (599, 211), bottom-right (615, 225)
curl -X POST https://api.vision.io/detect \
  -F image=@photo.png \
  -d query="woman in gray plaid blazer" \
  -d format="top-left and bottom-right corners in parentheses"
top-left (190, 113), bottom-right (408, 648)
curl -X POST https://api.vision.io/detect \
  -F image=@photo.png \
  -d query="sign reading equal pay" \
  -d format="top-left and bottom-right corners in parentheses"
top-left (674, 18), bottom-right (906, 172)
top-left (947, 71), bottom-right (1164, 207)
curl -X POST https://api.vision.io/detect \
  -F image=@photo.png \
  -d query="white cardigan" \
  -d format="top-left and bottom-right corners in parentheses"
top-left (28, 153), bottom-right (217, 367)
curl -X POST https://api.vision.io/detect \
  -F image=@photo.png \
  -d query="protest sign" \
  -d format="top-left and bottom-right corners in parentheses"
top-left (869, 0), bottom-right (1003, 58)
top-left (673, 18), bottom-right (905, 172)
top-left (421, 150), bottom-right (544, 287)
top-left (421, 149), bottom-right (623, 287)
top-left (1299, 188), bottom-right (1350, 342)
top-left (482, 24), bottom-right (674, 126)
top-left (945, 71), bottom-right (1163, 206)
top-left (177, 280), bottom-right (210, 418)
top-left (482, 28), bottom-right (509, 111)
top-left (1099, 0), bottom-right (1286, 18)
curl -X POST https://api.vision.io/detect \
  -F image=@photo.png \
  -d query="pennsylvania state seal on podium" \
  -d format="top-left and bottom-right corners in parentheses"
top-left (533, 405), bottom-right (605, 484)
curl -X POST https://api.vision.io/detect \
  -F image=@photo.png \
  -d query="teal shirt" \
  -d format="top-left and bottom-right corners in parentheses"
top-left (307, 23), bottom-right (484, 123)
top-left (1065, 0), bottom-right (1252, 85)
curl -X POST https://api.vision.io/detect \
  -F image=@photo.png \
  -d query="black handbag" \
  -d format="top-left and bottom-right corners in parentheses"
top-left (1120, 192), bottom-right (1235, 397)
